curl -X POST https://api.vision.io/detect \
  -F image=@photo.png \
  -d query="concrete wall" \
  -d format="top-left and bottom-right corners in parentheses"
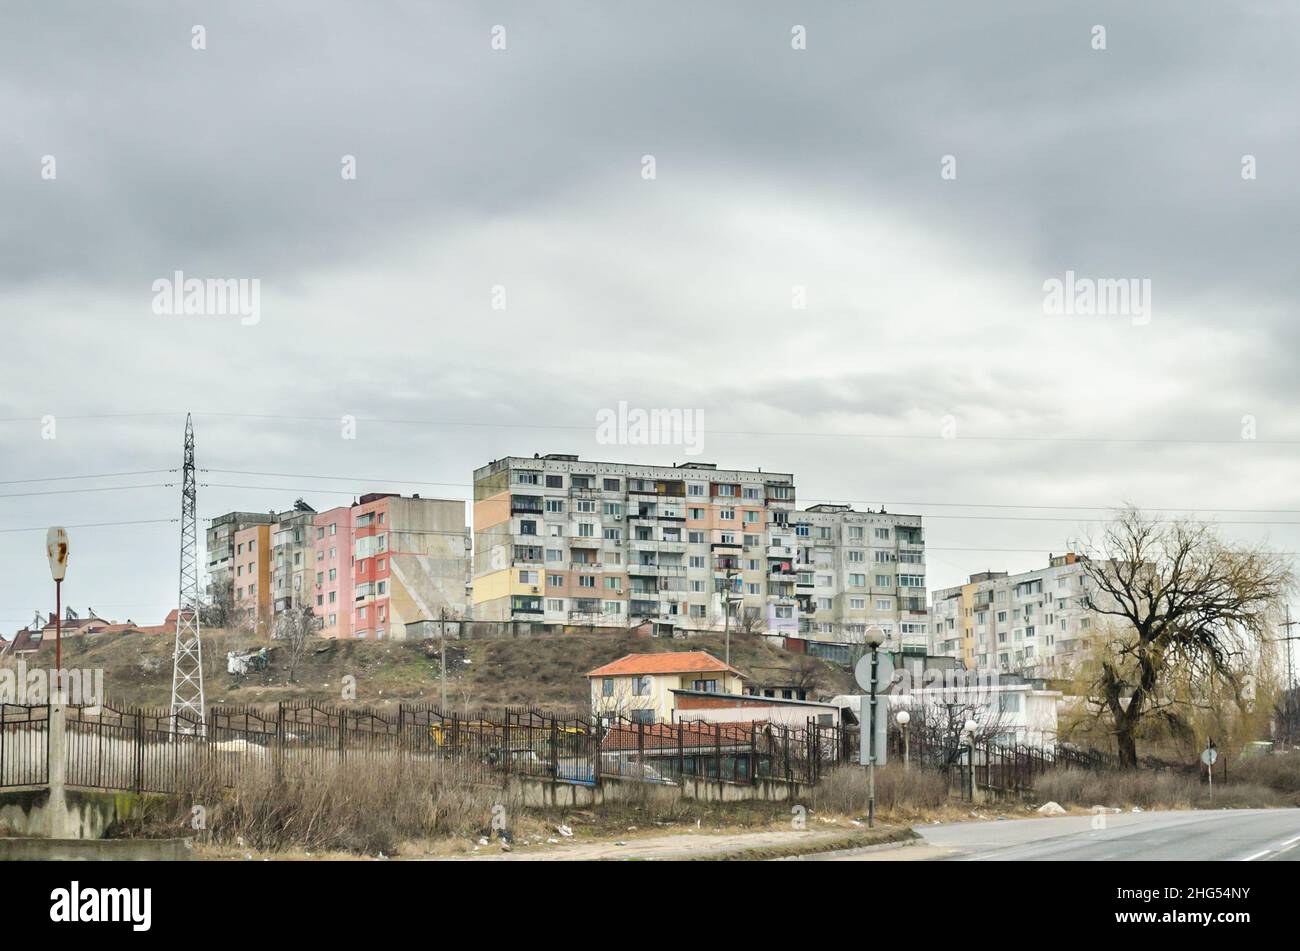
top-left (0, 787), bottom-right (155, 840)
top-left (507, 774), bottom-right (812, 809)
top-left (0, 837), bottom-right (193, 860)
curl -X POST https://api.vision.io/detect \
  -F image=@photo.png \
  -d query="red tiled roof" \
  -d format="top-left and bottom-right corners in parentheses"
top-left (587, 651), bottom-right (743, 678)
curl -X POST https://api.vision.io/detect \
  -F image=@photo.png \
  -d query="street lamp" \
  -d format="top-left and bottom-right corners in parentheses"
top-left (863, 626), bottom-right (886, 828)
top-left (963, 718), bottom-right (978, 802)
top-left (45, 526), bottom-right (69, 701)
top-left (896, 709), bottom-right (911, 771)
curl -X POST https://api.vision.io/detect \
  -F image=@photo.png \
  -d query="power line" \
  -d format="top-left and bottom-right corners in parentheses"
top-left (0, 469), bottom-right (175, 486)
top-left (3, 408), bottom-right (1300, 446)
top-left (0, 483), bottom-right (172, 500)
top-left (0, 518), bottom-right (177, 535)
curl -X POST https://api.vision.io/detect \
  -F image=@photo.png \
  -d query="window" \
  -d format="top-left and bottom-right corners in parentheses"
top-left (630, 709), bottom-right (655, 724)
top-left (546, 474), bottom-right (563, 488)
top-left (632, 675), bottom-right (651, 696)
top-left (847, 550), bottom-right (864, 563)
top-left (875, 598), bottom-right (893, 610)
top-left (719, 508), bottom-right (735, 520)
top-left (578, 522), bottom-right (595, 537)
top-left (688, 483), bottom-right (705, 496)
top-left (849, 597), bottom-right (866, 610)
top-left (603, 478), bottom-right (620, 491)
top-left (849, 573), bottom-right (866, 587)
top-left (547, 573), bottom-right (564, 586)
top-left (547, 598), bottom-right (564, 611)
top-left (693, 679), bottom-right (718, 693)
top-left (874, 527), bottom-right (890, 540)
top-left (602, 677), bottom-right (614, 697)
top-left (515, 471), bottom-right (540, 485)
top-left (546, 499), bottom-right (564, 513)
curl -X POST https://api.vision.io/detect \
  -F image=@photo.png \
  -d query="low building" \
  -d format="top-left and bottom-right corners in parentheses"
top-left (672, 689), bottom-right (842, 727)
top-left (588, 651), bottom-right (746, 724)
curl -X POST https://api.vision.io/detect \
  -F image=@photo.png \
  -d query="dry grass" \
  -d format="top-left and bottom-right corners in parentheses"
top-left (1230, 752), bottom-right (1300, 801)
top-left (1033, 768), bottom-right (1285, 809)
top-left (808, 765), bottom-right (949, 819)
top-left (117, 759), bottom-right (522, 855)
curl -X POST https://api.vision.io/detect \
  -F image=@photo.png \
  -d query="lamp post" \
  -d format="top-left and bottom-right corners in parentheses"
top-left (896, 709), bottom-right (911, 771)
top-left (963, 718), bottom-right (978, 802)
top-left (863, 626), bottom-right (886, 828)
top-left (45, 527), bottom-right (69, 702)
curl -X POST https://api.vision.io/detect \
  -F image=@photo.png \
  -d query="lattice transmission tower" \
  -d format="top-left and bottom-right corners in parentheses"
top-left (170, 413), bottom-right (205, 734)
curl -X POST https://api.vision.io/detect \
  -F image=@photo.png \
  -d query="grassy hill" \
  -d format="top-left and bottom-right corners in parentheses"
top-left (8, 628), bottom-right (857, 713)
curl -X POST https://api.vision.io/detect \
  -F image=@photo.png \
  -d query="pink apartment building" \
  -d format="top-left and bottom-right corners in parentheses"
top-left (313, 507), bottom-right (354, 638)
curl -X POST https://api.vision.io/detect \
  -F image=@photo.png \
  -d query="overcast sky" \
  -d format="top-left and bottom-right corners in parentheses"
top-left (3, 2), bottom-right (1299, 631)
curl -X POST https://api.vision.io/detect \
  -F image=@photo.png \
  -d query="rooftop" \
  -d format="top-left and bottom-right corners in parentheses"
top-left (587, 650), bottom-right (744, 678)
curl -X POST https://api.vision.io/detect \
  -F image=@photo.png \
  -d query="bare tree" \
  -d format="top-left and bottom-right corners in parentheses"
top-left (1076, 507), bottom-right (1292, 768)
top-left (274, 605), bottom-right (316, 684)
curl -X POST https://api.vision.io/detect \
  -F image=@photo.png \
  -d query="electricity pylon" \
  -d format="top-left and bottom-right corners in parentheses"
top-left (170, 413), bottom-right (205, 734)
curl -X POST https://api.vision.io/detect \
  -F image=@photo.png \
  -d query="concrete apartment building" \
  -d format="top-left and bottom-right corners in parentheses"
top-left (205, 511), bottom-right (276, 606)
top-left (792, 504), bottom-right (928, 650)
top-left (210, 494), bottom-right (469, 641)
top-left (472, 454), bottom-right (798, 634)
top-left (230, 523), bottom-right (273, 636)
top-left (350, 493), bottom-right (470, 640)
top-left (271, 503), bottom-right (318, 617)
top-left (312, 506), bottom-right (354, 638)
top-left (929, 553), bottom-right (1098, 675)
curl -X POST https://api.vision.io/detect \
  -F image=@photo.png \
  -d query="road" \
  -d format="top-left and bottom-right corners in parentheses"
top-left (809, 808), bottom-right (1300, 861)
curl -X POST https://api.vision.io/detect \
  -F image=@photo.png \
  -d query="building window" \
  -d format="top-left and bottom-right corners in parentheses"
top-left (602, 677), bottom-right (614, 697)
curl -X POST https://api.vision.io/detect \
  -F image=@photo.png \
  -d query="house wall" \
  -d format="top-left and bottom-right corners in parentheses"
top-left (590, 671), bottom-right (744, 723)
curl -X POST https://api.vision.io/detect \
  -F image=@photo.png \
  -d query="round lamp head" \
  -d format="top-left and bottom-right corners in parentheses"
top-left (46, 526), bottom-right (69, 582)
top-left (963, 719), bottom-right (978, 734)
top-left (863, 626), bottom-right (886, 649)
top-left (895, 710), bottom-right (910, 726)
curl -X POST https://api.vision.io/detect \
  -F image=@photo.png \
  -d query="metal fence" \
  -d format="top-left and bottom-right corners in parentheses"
top-left (0, 703), bottom-right (48, 787)
top-left (3, 700), bottom-right (848, 796)
top-left (878, 726), bottom-right (1108, 800)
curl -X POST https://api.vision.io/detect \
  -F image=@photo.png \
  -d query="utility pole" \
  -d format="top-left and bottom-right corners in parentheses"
top-left (1277, 607), bottom-right (1300, 749)
top-left (170, 414), bottom-right (206, 735)
top-left (439, 606), bottom-right (448, 710)
top-left (723, 566), bottom-right (738, 666)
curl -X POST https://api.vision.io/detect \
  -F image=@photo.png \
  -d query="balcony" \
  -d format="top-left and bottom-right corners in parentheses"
top-left (766, 545), bottom-right (796, 559)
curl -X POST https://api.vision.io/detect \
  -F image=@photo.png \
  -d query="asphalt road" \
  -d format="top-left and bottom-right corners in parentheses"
top-left (813, 809), bottom-right (1300, 861)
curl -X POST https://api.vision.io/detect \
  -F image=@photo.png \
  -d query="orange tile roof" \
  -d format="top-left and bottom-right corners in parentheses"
top-left (587, 651), bottom-right (743, 678)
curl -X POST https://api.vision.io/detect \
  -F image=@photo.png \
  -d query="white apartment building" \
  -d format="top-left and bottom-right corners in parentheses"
top-left (472, 455), bottom-right (799, 634)
top-left (929, 553), bottom-right (1098, 676)
top-left (792, 504), bottom-right (928, 650)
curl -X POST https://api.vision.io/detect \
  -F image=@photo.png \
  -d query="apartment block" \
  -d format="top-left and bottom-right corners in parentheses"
top-left (350, 493), bottom-right (469, 640)
top-left (271, 503), bottom-right (318, 617)
top-left (230, 523), bottom-right (273, 636)
top-left (792, 504), bottom-right (928, 650)
top-left (205, 511), bottom-right (276, 605)
top-left (472, 455), bottom-right (797, 634)
top-left (312, 507), bottom-right (353, 638)
top-left (929, 553), bottom-right (1097, 675)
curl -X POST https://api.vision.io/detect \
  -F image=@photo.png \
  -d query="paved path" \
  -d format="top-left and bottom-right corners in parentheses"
top-left (451, 827), bottom-right (888, 860)
top-left (806, 809), bottom-right (1300, 861)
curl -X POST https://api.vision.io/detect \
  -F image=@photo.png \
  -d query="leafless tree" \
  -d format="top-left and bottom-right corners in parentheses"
top-left (274, 605), bottom-right (316, 684)
top-left (1075, 507), bottom-right (1292, 768)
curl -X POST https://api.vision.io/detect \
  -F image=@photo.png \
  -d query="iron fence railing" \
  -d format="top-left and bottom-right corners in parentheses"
top-left (0, 703), bottom-right (49, 787)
